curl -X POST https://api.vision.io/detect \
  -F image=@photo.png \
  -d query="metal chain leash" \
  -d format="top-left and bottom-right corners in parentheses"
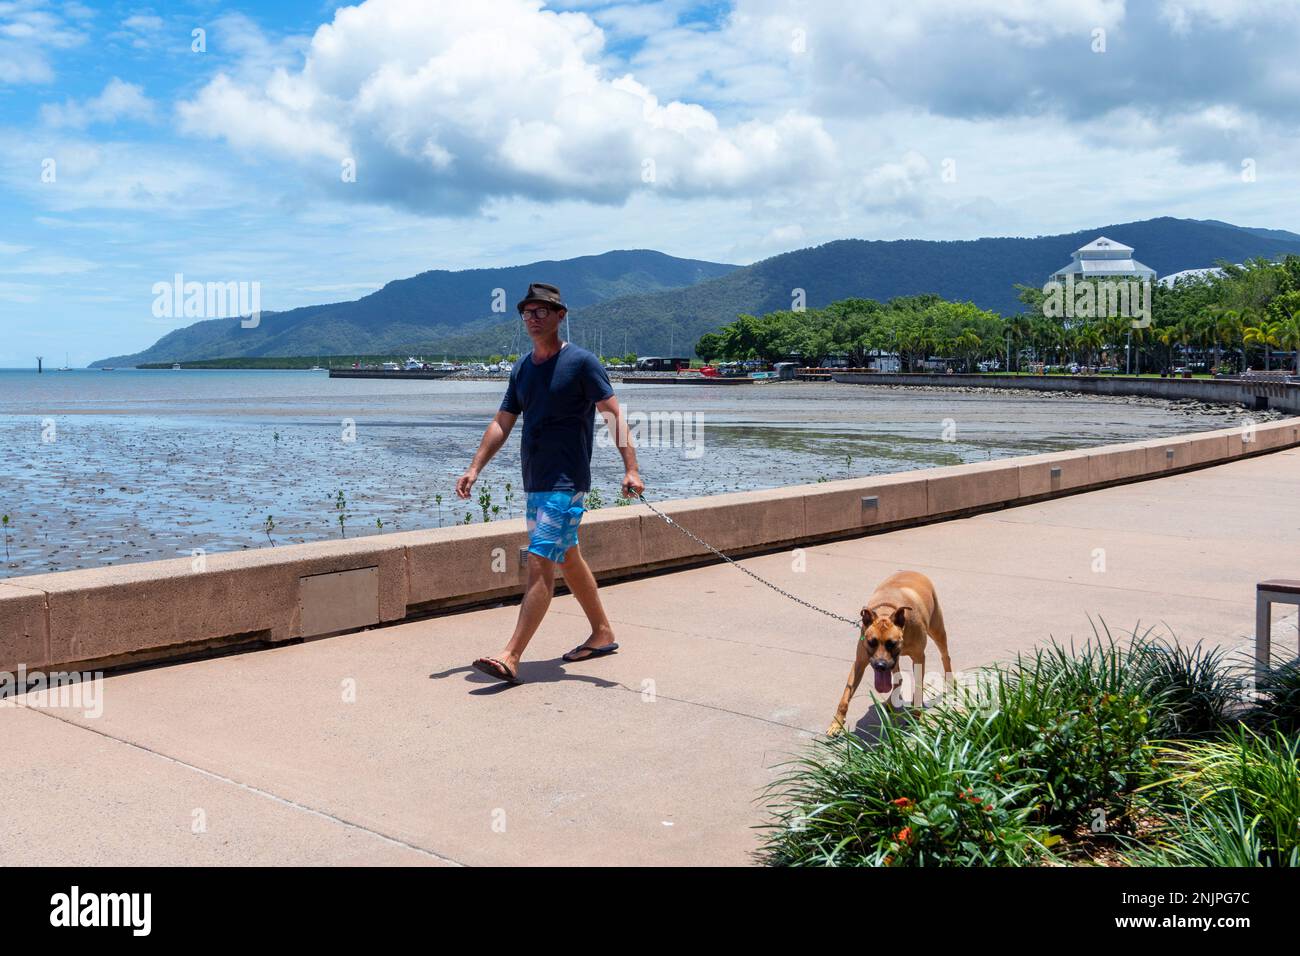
top-left (636, 492), bottom-right (860, 628)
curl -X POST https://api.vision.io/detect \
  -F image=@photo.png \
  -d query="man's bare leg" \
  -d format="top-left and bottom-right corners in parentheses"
top-left (558, 545), bottom-right (616, 652)
top-left (493, 553), bottom-right (557, 674)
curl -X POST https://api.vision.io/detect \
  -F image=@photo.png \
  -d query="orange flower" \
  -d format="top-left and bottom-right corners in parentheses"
top-left (891, 797), bottom-right (914, 808)
top-left (895, 827), bottom-right (913, 843)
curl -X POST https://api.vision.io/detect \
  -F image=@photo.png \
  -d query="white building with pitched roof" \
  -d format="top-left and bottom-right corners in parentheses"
top-left (1049, 236), bottom-right (1157, 283)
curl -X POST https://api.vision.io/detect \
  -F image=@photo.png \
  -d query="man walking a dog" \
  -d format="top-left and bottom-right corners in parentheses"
top-left (457, 282), bottom-right (643, 684)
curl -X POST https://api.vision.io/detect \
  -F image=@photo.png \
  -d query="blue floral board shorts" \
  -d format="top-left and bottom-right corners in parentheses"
top-left (526, 491), bottom-right (586, 563)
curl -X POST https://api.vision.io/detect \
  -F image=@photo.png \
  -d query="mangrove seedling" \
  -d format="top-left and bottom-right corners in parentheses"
top-left (334, 490), bottom-right (349, 538)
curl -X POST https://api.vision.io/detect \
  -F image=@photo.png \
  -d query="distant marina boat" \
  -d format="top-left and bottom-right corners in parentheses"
top-left (171, 363), bottom-right (182, 370)
top-left (623, 359), bottom-right (794, 384)
top-left (328, 359), bottom-right (460, 380)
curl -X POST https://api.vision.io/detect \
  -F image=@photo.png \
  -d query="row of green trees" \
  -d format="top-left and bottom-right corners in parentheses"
top-left (695, 296), bottom-right (1005, 371)
top-left (695, 257), bottom-right (1300, 374)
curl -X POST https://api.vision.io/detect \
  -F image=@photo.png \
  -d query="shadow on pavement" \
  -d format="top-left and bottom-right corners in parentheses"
top-left (428, 659), bottom-right (622, 693)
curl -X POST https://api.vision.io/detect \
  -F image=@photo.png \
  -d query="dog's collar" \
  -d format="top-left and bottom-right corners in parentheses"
top-left (866, 602), bottom-right (912, 614)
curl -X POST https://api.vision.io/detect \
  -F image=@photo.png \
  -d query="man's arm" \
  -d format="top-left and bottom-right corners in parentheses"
top-left (456, 410), bottom-right (517, 499)
top-left (595, 394), bottom-right (644, 498)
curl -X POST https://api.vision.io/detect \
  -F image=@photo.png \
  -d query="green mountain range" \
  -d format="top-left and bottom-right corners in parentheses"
top-left (91, 250), bottom-right (737, 367)
top-left (548, 217), bottom-right (1300, 357)
top-left (93, 217), bottom-right (1300, 365)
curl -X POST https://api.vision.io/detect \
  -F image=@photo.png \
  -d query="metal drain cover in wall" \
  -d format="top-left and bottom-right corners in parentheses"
top-left (299, 566), bottom-right (380, 637)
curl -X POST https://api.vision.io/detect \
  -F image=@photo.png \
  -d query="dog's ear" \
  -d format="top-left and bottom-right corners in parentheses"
top-left (892, 606), bottom-right (911, 629)
top-left (861, 606), bottom-right (874, 628)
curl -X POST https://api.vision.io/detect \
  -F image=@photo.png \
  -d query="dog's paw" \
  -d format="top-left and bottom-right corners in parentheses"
top-left (825, 719), bottom-right (845, 737)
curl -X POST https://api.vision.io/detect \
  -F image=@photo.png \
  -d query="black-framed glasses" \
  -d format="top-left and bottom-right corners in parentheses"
top-left (520, 306), bottom-right (555, 319)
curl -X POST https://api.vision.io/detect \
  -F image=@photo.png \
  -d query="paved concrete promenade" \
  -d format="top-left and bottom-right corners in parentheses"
top-left (3, 448), bottom-right (1297, 866)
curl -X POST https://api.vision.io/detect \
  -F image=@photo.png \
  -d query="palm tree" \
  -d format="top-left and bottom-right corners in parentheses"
top-left (1271, 291), bottom-right (1300, 375)
top-left (1075, 323), bottom-right (1104, 370)
top-left (1207, 305), bottom-right (1244, 374)
top-left (952, 329), bottom-right (981, 372)
top-left (1156, 324), bottom-right (1181, 372)
top-left (1244, 317), bottom-right (1281, 371)
top-left (1006, 314), bottom-right (1032, 372)
top-left (1098, 314), bottom-right (1129, 371)
top-left (1042, 320), bottom-right (1068, 367)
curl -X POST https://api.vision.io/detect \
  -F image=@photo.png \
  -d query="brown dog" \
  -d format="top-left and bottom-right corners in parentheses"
top-left (827, 570), bottom-right (952, 736)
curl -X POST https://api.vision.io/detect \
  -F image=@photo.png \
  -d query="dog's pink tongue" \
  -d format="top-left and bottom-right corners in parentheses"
top-left (873, 668), bottom-right (894, 694)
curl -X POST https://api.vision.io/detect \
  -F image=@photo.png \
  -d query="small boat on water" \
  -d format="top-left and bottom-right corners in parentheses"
top-left (329, 362), bottom-right (459, 380)
top-left (171, 362), bottom-right (182, 370)
top-left (624, 360), bottom-right (795, 385)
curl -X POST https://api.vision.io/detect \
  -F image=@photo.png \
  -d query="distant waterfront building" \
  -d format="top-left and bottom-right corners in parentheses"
top-left (1158, 266), bottom-right (1226, 288)
top-left (1049, 236), bottom-right (1157, 284)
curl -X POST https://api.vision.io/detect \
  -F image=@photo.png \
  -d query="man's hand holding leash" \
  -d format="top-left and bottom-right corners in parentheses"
top-left (622, 469), bottom-right (645, 499)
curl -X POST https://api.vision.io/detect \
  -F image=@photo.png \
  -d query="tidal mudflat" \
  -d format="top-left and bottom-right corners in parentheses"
top-left (0, 370), bottom-right (1267, 577)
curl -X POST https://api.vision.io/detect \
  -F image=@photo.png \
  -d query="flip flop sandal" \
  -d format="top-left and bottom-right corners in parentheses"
top-left (562, 642), bottom-right (620, 663)
top-left (472, 657), bottom-right (522, 684)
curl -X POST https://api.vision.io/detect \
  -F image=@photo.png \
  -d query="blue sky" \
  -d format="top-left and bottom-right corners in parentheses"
top-left (3, 0), bottom-right (1300, 366)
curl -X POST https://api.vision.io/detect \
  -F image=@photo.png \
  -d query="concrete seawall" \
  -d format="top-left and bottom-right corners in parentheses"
top-left (832, 371), bottom-right (1300, 414)
top-left (3, 418), bottom-right (1298, 674)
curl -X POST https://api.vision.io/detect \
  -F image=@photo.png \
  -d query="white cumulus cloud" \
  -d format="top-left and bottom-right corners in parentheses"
top-left (40, 77), bottom-right (156, 128)
top-left (175, 0), bottom-right (836, 213)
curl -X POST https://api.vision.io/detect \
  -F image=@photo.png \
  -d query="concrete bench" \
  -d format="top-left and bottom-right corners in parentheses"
top-left (1256, 579), bottom-right (1300, 679)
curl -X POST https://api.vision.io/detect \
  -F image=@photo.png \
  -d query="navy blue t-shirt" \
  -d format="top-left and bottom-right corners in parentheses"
top-left (500, 344), bottom-right (614, 493)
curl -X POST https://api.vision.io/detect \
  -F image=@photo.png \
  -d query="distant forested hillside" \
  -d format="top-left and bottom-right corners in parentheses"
top-left (91, 250), bottom-right (737, 366)
top-left (94, 218), bottom-right (1300, 364)
top-left (542, 217), bottom-right (1300, 357)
